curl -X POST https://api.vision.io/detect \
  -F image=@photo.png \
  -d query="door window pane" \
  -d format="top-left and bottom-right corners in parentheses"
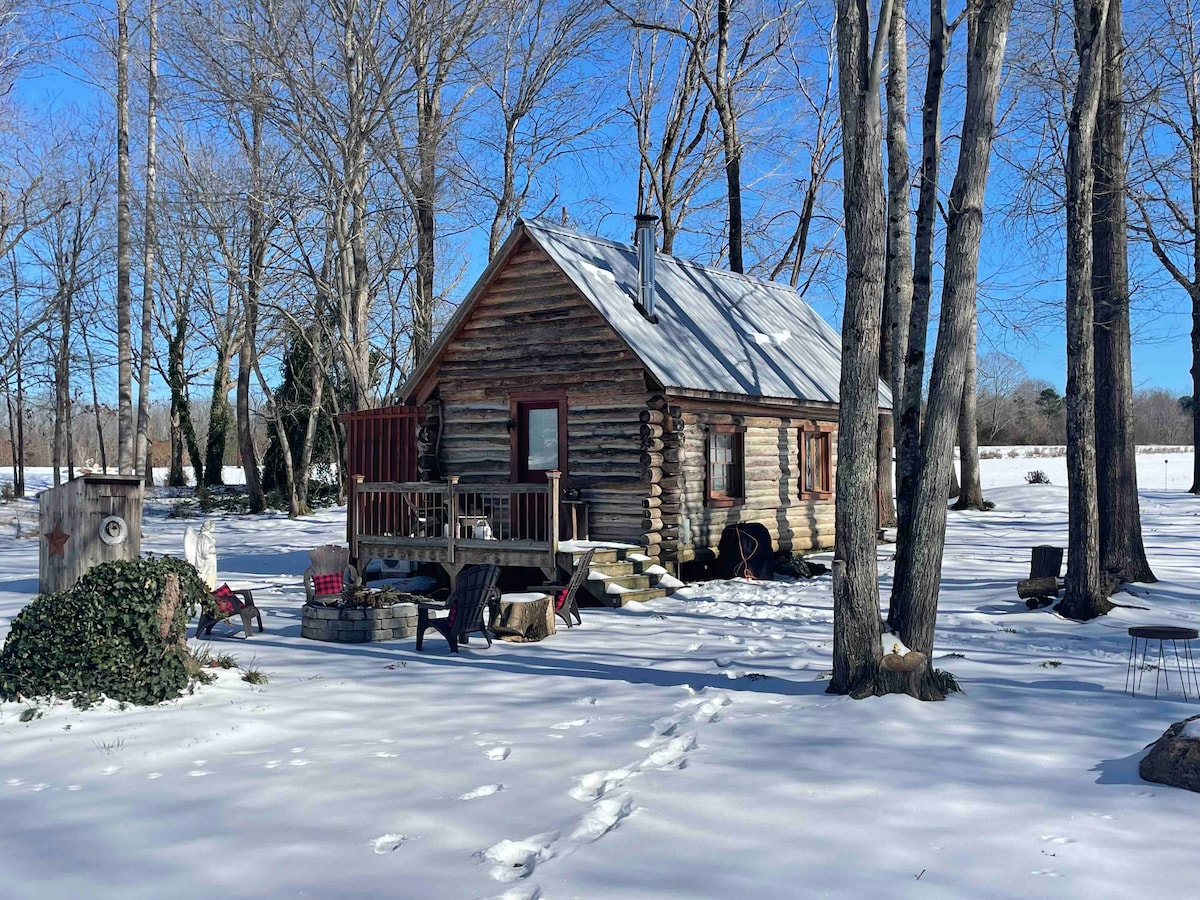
top-left (526, 408), bottom-right (558, 471)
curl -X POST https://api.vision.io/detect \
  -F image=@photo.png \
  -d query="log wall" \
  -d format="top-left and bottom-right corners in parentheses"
top-left (674, 399), bottom-right (839, 560)
top-left (421, 237), bottom-right (649, 543)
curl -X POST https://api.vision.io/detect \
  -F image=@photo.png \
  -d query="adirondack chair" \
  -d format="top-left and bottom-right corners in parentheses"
top-left (304, 544), bottom-right (359, 605)
top-left (415, 564), bottom-right (501, 654)
top-left (195, 585), bottom-right (263, 639)
top-left (528, 548), bottom-right (594, 628)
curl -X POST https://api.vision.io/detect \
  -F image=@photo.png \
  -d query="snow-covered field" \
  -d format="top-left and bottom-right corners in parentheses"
top-left (2, 453), bottom-right (1199, 899)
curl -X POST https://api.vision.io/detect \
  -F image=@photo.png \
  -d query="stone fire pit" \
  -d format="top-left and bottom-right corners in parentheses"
top-left (301, 595), bottom-right (421, 643)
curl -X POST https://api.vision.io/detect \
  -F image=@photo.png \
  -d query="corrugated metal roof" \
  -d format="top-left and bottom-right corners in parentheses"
top-left (524, 219), bottom-right (892, 408)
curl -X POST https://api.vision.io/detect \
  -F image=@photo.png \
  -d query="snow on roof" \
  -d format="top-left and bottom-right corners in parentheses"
top-left (524, 219), bottom-right (892, 408)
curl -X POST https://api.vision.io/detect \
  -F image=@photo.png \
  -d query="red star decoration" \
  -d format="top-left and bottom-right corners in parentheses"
top-left (45, 521), bottom-right (70, 557)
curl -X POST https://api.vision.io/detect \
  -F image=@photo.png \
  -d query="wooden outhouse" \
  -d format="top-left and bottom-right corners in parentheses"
top-left (38, 474), bottom-right (144, 593)
top-left (346, 218), bottom-right (890, 602)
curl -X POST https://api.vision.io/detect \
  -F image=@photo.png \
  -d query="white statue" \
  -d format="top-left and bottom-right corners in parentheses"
top-left (184, 521), bottom-right (218, 589)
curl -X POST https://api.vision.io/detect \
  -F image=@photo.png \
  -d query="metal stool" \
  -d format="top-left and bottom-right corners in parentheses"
top-left (1126, 625), bottom-right (1200, 700)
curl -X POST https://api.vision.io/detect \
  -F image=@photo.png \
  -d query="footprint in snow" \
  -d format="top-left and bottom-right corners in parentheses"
top-left (30, 783), bottom-right (48, 792)
top-left (102, 766), bottom-right (121, 776)
top-left (1040, 835), bottom-right (1076, 845)
top-left (486, 747), bottom-right (511, 761)
top-left (5, 779), bottom-right (22, 787)
top-left (371, 751), bottom-right (399, 758)
top-left (370, 833), bottom-right (406, 854)
top-left (550, 718), bottom-right (590, 730)
top-left (290, 747), bottom-right (306, 754)
top-left (187, 770), bottom-right (212, 777)
top-left (288, 759), bottom-right (309, 767)
top-left (635, 717), bottom-right (678, 748)
top-left (265, 760), bottom-right (282, 769)
top-left (460, 783), bottom-right (504, 800)
top-left (66, 785), bottom-right (82, 791)
top-left (572, 697), bottom-right (598, 706)
top-left (691, 694), bottom-right (732, 723)
top-left (1031, 870), bottom-right (1062, 877)
top-left (484, 832), bottom-right (558, 882)
top-left (570, 768), bottom-right (633, 802)
top-left (489, 885), bottom-right (541, 900)
top-left (145, 773), bottom-right (163, 780)
top-left (641, 734), bottom-right (697, 770)
top-left (570, 793), bottom-right (633, 843)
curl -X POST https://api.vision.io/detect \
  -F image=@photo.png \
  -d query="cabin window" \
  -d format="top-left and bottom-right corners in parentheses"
top-left (706, 425), bottom-right (744, 506)
top-left (800, 428), bottom-right (832, 497)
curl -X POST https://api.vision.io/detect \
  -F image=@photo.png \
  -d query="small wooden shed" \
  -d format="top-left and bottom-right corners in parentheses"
top-left (39, 474), bottom-right (144, 593)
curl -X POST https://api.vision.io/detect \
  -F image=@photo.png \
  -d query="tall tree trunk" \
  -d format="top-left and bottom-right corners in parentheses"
top-left (953, 310), bottom-right (987, 509)
top-left (115, 0), bottom-right (135, 474)
top-left (167, 309), bottom-right (203, 487)
top-left (82, 324), bottom-right (107, 473)
top-left (889, 0), bottom-right (1015, 657)
top-left (829, 0), bottom-right (928, 699)
top-left (53, 329), bottom-right (65, 488)
top-left (715, 0), bottom-right (743, 274)
top-left (1192, 300), bottom-right (1200, 493)
top-left (205, 341), bottom-right (231, 486)
top-left (1060, 0), bottom-right (1114, 620)
top-left (891, 0), bottom-right (950, 627)
top-left (135, 0), bottom-right (158, 486)
top-left (879, 0), bottom-right (912, 531)
top-left (239, 103), bottom-right (266, 513)
top-left (1093, 0), bottom-right (1155, 583)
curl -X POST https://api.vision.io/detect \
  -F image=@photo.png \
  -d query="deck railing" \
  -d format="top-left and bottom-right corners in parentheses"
top-left (348, 472), bottom-right (561, 569)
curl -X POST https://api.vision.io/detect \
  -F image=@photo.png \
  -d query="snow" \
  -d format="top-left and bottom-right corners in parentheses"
top-left (3, 452), bottom-right (1200, 898)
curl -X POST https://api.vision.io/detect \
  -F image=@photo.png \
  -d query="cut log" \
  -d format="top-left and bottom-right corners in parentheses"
top-left (1017, 576), bottom-right (1063, 600)
top-left (639, 423), bottom-right (664, 440)
top-left (639, 409), bottom-right (665, 425)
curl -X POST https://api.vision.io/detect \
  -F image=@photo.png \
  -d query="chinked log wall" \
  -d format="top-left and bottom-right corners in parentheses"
top-left (675, 399), bottom-right (838, 561)
top-left (431, 237), bottom-right (648, 544)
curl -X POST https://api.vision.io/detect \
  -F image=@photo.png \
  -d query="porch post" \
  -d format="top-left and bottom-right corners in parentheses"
top-left (446, 475), bottom-right (459, 566)
top-left (547, 470), bottom-right (561, 570)
top-left (349, 474), bottom-right (364, 560)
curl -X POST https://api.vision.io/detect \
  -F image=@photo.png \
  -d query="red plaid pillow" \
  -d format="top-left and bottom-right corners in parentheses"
top-left (446, 601), bottom-right (459, 631)
top-left (313, 572), bottom-right (344, 596)
top-left (556, 589), bottom-right (570, 611)
top-left (213, 583), bottom-right (237, 617)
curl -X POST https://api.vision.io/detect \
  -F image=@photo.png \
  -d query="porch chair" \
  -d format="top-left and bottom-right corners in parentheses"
top-left (415, 564), bottom-right (501, 654)
top-left (304, 544), bottom-right (359, 605)
top-left (195, 584), bottom-right (263, 639)
top-left (528, 548), bottom-right (594, 628)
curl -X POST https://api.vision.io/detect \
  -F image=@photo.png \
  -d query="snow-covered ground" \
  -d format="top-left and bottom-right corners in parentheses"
top-left (2, 454), bottom-right (1200, 899)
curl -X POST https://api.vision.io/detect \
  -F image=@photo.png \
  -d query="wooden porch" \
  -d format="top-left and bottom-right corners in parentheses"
top-left (348, 472), bottom-right (567, 582)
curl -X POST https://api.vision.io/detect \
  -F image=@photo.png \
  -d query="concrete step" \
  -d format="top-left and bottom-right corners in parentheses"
top-left (607, 586), bottom-right (672, 606)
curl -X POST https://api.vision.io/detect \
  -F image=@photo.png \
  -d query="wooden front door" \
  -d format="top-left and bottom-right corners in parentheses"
top-left (512, 392), bottom-right (567, 484)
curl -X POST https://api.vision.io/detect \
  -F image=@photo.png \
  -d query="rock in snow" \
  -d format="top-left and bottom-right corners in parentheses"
top-left (1140, 715), bottom-right (1200, 793)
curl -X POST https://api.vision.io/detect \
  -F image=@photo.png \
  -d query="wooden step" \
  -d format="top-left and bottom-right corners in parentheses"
top-left (605, 586), bottom-right (672, 606)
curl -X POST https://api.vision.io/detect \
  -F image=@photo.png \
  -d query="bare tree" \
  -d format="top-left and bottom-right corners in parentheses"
top-left (953, 310), bottom-right (987, 509)
top-left (889, 0), bottom-right (1015, 678)
top-left (1059, 0), bottom-right (1114, 620)
top-left (624, 23), bottom-right (723, 253)
top-left (829, 0), bottom-right (899, 699)
top-left (134, 0), bottom-right (159, 483)
top-left (1129, 0), bottom-right (1200, 495)
top-left (1092, 0), bottom-right (1154, 582)
top-left (115, 0), bottom-right (135, 474)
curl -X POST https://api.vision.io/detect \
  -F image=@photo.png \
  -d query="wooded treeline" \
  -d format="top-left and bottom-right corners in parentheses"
top-left (0, 1), bottom-right (1197, 581)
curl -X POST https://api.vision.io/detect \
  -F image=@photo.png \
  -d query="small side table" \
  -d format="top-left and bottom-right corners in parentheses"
top-left (1126, 625), bottom-right (1200, 700)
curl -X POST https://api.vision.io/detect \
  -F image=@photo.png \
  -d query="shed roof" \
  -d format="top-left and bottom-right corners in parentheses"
top-left (405, 219), bottom-right (891, 409)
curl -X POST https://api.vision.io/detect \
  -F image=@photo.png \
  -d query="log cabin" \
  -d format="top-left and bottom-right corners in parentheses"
top-left (344, 217), bottom-right (891, 604)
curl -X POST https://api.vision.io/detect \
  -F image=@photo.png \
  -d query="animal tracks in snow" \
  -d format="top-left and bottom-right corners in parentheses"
top-left (482, 688), bottom-right (733, 891)
top-left (485, 746), bottom-right (511, 761)
top-left (460, 783), bottom-right (504, 801)
top-left (370, 833), bottom-right (407, 854)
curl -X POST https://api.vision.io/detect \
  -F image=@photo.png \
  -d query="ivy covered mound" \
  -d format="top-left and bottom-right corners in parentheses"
top-left (0, 557), bottom-right (218, 706)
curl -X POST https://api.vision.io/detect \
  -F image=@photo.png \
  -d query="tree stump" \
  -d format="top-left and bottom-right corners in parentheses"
top-left (1030, 545), bottom-right (1063, 579)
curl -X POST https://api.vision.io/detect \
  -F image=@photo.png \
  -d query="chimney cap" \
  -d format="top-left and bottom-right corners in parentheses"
top-left (635, 212), bottom-right (659, 225)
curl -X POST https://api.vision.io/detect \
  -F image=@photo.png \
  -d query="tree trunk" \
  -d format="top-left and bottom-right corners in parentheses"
top-left (715, 0), bottom-right (743, 274)
top-left (889, 0), bottom-right (1015, 655)
top-left (829, 0), bottom-right (936, 700)
top-left (1193, 298), bottom-right (1200, 493)
top-left (82, 324), bottom-right (107, 474)
top-left (891, 0), bottom-right (949, 625)
top-left (954, 311), bottom-right (987, 509)
top-left (204, 341), bottom-right (231, 486)
top-left (1060, 0), bottom-right (1115, 621)
top-left (239, 102), bottom-right (267, 514)
top-left (115, 0), bottom-right (135, 474)
top-left (134, 0), bottom-right (158, 485)
top-left (1092, 0), bottom-right (1155, 583)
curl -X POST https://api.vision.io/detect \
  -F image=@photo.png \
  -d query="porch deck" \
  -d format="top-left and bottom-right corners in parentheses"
top-left (348, 473), bottom-right (565, 579)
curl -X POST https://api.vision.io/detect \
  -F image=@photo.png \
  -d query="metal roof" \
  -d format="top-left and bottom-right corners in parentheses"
top-left (524, 219), bottom-right (892, 408)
